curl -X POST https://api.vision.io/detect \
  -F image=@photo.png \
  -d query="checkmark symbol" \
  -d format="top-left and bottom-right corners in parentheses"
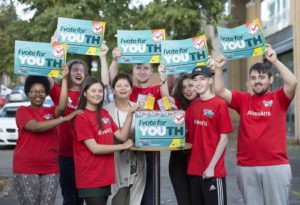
top-left (251, 24), bottom-right (258, 31)
top-left (56, 48), bottom-right (63, 54)
top-left (176, 115), bottom-right (184, 121)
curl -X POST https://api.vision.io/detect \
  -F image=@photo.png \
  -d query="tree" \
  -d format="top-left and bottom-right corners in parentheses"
top-left (1, 0), bottom-right (226, 76)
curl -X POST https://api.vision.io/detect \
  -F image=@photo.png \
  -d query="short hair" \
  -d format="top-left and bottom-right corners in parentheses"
top-left (111, 73), bottom-right (133, 89)
top-left (249, 63), bottom-right (273, 78)
top-left (24, 76), bottom-right (50, 97)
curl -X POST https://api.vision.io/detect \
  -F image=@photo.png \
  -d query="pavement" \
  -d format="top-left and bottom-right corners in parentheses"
top-left (1, 137), bottom-right (300, 205)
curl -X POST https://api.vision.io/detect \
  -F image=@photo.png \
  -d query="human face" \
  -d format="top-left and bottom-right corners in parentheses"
top-left (249, 70), bottom-right (273, 95)
top-left (84, 83), bottom-right (104, 108)
top-left (192, 75), bottom-right (212, 95)
top-left (70, 63), bottom-right (86, 86)
top-left (113, 79), bottom-right (132, 100)
top-left (28, 83), bottom-right (47, 108)
top-left (132, 64), bottom-right (152, 84)
top-left (182, 79), bottom-right (197, 101)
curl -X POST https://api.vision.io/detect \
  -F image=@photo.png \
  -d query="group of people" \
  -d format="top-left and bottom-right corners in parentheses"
top-left (12, 42), bottom-right (297, 205)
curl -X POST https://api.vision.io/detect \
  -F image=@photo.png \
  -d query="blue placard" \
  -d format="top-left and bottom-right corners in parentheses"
top-left (217, 18), bottom-right (266, 60)
top-left (135, 111), bottom-right (185, 148)
top-left (161, 35), bottom-right (209, 75)
top-left (117, 29), bottom-right (165, 64)
top-left (56, 17), bottom-right (106, 56)
top-left (14, 41), bottom-right (67, 78)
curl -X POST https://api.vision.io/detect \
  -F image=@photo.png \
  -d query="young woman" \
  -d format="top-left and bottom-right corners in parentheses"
top-left (49, 38), bottom-right (110, 204)
top-left (13, 66), bottom-right (80, 205)
top-left (105, 73), bottom-right (146, 205)
top-left (168, 74), bottom-right (198, 205)
top-left (73, 76), bottom-right (136, 205)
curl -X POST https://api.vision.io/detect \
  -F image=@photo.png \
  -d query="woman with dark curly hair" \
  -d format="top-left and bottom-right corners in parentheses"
top-left (13, 66), bottom-right (80, 205)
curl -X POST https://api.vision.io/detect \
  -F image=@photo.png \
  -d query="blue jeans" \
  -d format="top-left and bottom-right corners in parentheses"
top-left (58, 156), bottom-right (83, 205)
top-left (141, 152), bottom-right (154, 205)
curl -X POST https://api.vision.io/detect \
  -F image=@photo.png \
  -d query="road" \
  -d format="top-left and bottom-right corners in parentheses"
top-left (1, 138), bottom-right (300, 205)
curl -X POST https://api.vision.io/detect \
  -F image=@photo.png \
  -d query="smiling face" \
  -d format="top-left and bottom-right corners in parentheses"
top-left (28, 83), bottom-right (46, 108)
top-left (84, 83), bottom-right (104, 108)
top-left (69, 63), bottom-right (86, 87)
top-left (113, 78), bottom-right (132, 100)
top-left (181, 78), bottom-right (197, 101)
top-left (192, 75), bottom-right (212, 96)
top-left (249, 70), bottom-right (273, 95)
top-left (132, 64), bottom-right (152, 84)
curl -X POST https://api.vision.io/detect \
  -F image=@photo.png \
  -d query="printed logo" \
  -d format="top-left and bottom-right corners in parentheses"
top-left (98, 128), bottom-right (113, 135)
top-left (209, 185), bottom-right (216, 191)
top-left (203, 109), bottom-right (215, 118)
top-left (263, 100), bottom-right (273, 107)
top-left (102, 117), bottom-right (110, 124)
top-left (193, 38), bottom-right (205, 50)
top-left (43, 113), bottom-right (53, 120)
top-left (53, 45), bottom-right (64, 58)
top-left (92, 24), bottom-right (103, 35)
top-left (152, 31), bottom-right (164, 43)
top-left (248, 23), bottom-right (259, 35)
top-left (174, 113), bottom-right (185, 124)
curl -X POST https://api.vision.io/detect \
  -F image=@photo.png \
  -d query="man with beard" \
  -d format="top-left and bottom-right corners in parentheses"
top-left (213, 45), bottom-right (297, 205)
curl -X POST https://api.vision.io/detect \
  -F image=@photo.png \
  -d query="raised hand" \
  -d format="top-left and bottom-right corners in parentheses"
top-left (265, 44), bottom-right (277, 64)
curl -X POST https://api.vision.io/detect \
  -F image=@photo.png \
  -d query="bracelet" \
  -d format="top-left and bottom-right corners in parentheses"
top-left (160, 79), bottom-right (166, 86)
top-left (59, 116), bottom-right (64, 121)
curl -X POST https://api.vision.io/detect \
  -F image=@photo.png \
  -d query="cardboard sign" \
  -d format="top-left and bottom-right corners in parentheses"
top-left (14, 41), bottom-right (67, 78)
top-left (56, 17), bottom-right (106, 55)
top-left (135, 111), bottom-right (185, 148)
top-left (217, 18), bottom-right (266, 60)
top-left (161, 35), bottom-right (209, 75)
top-left (117, 29), bottom-right (165, 64)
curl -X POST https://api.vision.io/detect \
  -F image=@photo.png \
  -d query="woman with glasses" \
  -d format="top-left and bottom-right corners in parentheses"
top-left (13, 66), bottom-right (80, 205)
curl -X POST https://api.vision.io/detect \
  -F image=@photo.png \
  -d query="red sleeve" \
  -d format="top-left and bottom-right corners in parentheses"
top-left (230, 91), bottom-right (247, 114)
top-left (50, 82), bottom-right (61, 105)
top-left (16, 107), bottom-right (33, 129)
top-left (74, 114), bottom-right (94, 141)
top-left (276, 87), bottom-right (293, 110)
top-left (217, 100), bottom-right (234, 134)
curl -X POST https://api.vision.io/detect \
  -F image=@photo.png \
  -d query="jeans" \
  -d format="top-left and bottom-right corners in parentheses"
top-left (58, 156), bottom-right (83, 205)
top-left (141, 152), bottom-right (154, 205)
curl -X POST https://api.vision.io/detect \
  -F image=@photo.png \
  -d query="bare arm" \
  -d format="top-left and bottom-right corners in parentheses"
top-left (54, 64), bottom-right (69, 117)
top-left (24, 110), bottom-right (81, 133)
top-left (83, 138), bottom-right (133, 155)
top-left (100, 42), bottom-right (110, 86)
top-left (265, 45), bottom-right (297, 99)
top-left (114, 106), bottom-right (137, 141)
top-left (213, 55), bottom-right (232, 105)
top-left (108, 47), bottom-right (121, 84)
top-left (203, 134), bottom-right (228, 178)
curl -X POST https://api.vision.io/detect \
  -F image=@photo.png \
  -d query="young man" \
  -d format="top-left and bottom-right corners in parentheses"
top-left (213, 45), bottom-right (297, 205)
top-left (185, 65), bottom-right (233, 205)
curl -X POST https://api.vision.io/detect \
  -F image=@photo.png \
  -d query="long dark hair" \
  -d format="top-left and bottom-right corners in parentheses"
top-left (77, 76), bottom-right (105, 130)
top-left (172, 74), bottom-right (195, 110)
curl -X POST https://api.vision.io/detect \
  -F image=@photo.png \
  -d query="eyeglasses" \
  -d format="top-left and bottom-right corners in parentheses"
top-left (29, 90), bottom-right (46, 96)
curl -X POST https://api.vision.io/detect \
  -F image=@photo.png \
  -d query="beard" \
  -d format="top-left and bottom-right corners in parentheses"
top-left (252, 83), bottom-right (270, 95)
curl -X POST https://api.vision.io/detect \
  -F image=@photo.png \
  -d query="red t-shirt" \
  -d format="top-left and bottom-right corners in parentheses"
top-left (129, 85), bottom-right (161, 110)
top-left (13, 106), bottom-right (59, 174)
top-left (50, 82), bottom-right (80, 157)
top-left (73, 109), bottom-right (118, 188)
top-left (185, 96), bottom-right (233, 177)
top-left (230, 88), bottom-right (292, 166)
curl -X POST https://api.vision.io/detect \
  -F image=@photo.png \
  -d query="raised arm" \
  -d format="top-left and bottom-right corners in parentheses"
top-left (265, 45), bottom-right (297, 99)
top-left (109, 47), bottom-right (121, 83)
top-left (214, 55), bottom-right (232, 105)
top-left (54, 64), bottom-right (69, 117)
top-left (99, 41), bottom-right (109, 86)
top-left (157, 64), bottom-right (175, 104)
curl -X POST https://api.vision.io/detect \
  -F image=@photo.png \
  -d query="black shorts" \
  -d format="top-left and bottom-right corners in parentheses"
top-left (78, 185), bottom-right (111, 198)
top-left (189, 175), bottom-right (227, 205)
